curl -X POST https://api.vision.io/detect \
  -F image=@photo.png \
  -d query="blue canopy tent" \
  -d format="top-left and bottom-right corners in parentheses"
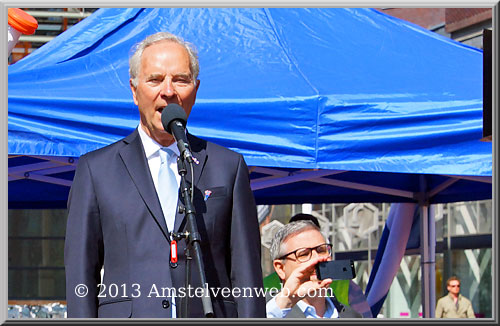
top-left (8, 8), bottom-right (491, 317)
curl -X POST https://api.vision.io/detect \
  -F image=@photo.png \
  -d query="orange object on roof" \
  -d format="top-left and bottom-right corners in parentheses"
top-left (8, 8), bottom-right (38, 35)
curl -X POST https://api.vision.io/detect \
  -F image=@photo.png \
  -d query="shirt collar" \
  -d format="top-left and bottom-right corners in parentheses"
top-left (296, 297), bottom-right (337, 318)
top-left (447, 293), bottom-right (461, 301)
top-left (137, 125), bottom-right (180, 159)
top-left (324, 297), bottom-right (337, 317)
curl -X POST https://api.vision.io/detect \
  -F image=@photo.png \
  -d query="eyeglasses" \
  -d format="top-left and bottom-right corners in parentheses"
top-left (278, 243), bottom-right (332, 262)
top-left (449, 284), bottom-right (460, 287)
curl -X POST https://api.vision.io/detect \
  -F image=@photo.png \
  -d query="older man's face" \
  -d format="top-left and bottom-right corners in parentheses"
top-left (277, 228), bottom-right (331, 282)
top-left (130, 40), bottom-right (199, 146)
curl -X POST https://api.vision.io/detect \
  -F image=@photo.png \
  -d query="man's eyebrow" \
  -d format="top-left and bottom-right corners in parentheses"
top-left (146, 73), bottom-right (163, 80)
top-left (146, 73), bottom-right (192, 80)
top-left (174, 73), bottom-right (193, 79)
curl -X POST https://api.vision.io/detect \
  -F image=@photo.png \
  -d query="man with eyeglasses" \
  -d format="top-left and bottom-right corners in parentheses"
top-left (266, 220), bottom-right (362, 318)
top-left (435, 276), bottom-right (475, 318)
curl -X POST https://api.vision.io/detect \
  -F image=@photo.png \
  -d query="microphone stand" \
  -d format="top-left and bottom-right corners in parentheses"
top-left (176, 156), bottom-right (214, 318)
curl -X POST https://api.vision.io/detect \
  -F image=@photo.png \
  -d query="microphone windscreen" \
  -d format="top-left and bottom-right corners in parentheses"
top-left (161, 103), bottom-right (188, 134)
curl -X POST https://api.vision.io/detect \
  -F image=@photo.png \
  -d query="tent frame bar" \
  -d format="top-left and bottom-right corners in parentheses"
top-left (250, 167), bottom-right (415, 199)
top-left (8, 155), bottom-right (77, 187)
top-left (9, 159), bottom-right (491, 202)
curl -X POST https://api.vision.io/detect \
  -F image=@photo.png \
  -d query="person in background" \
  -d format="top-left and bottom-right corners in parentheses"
top-left (266, 220), bottom-right (362, 318)
top-left (435, 276), bottom-right (475, 318)
top-left (286, 213), bottom-right (373, 317)
top-left (289, 213), bottom-right (321, 227)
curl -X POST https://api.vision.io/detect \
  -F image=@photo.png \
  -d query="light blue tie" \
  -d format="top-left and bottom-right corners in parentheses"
top-left (158, 148), bottom-right (179, 233)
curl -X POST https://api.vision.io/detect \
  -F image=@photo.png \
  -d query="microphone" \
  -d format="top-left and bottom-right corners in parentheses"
top-left (161, 103), bottom-right (193, 163)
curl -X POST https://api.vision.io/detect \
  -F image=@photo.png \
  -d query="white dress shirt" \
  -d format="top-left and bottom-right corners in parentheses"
top-left (137, 125), bottom-right (181, 232)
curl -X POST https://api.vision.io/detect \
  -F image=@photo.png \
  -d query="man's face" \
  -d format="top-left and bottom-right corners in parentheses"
top-left (130, 40), bottom-right (200, 146)
top-left (274, 228), bottom-right (331, 282)
top-left (447, 280), bottom-right (460, 296)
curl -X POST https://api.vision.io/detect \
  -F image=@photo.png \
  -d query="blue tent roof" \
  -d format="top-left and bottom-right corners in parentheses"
top-left (8, 8), bottom-right (492, 208)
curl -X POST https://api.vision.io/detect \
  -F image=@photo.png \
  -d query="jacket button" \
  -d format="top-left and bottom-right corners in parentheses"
top-left (162, 299), bottom-right (170, 309)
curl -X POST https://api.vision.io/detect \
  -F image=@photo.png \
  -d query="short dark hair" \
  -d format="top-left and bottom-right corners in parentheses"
top-left (289, 213), bottom-right (320, 227)
top-left (447, 276), bottom-right (460, 286)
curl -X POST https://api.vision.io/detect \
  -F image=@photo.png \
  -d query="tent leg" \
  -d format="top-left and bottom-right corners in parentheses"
top-left (420, 203), bottom-right (436, 318)
top-left (429, 205), bottom-right (436, 317)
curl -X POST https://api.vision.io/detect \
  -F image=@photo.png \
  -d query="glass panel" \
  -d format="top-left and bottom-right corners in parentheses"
top-left (434, 204), bottom-right (445, 241)
top-left (385, 255), bottom-right (422, 318)
top-left (9, 209), bottom-right (67, 237)
top-left (332, 203), bottom-right (383, 252)
top-left (448, 200), bottom-right (492, 236)
top-left (9, 239), bottom-right (65, 267)
top-left (8, 269), bottom-right (66, 300)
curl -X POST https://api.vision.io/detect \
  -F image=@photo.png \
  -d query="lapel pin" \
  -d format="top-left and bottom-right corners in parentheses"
top-left (204, 190), bottom-right (212, 201)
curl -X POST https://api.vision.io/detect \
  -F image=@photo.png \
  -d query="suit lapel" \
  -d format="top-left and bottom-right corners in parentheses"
top-left (173, 132), bottom-right (207, 233)
top-left (186, 132), bottom-right (207, 187)
top-left (119, 130), bottom-right (170, 240)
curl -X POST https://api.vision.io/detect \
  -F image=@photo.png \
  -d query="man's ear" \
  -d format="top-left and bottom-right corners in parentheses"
top-left (273, 259), bottom-right (286, 281)
top-left (192, 79), bottom-right (200, 102)
top-left (130, 79), bottom-right (138, 106)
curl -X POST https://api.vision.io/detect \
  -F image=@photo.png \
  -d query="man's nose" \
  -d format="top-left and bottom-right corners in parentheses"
top-left (160, 79), bottom-right (175, 97)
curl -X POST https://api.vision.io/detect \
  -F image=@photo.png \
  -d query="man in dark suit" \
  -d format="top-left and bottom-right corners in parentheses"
top-left (266, 220), bottom-right (362, 318)
top-left (64, 32), bottom-right (265, 318)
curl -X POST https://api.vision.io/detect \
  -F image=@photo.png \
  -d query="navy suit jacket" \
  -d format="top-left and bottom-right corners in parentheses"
top-left (64, 130), bottom-right (266, 318)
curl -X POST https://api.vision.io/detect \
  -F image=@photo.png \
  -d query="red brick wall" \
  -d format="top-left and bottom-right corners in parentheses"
top-left (375, 8), bottom-right (445, 29)
top-left (445, 8), bottom-right (492, 32)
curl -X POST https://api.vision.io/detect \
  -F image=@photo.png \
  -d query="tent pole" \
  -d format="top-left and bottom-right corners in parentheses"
top-left (419, 202), bottom-right (429, 317)
top-left (419, 176), bottom-right (436, 318)
top-left (429, 204), bottom-right (436, 317)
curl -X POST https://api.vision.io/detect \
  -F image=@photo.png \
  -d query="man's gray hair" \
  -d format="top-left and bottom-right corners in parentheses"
top-left (270, 220), bottom-right (322, 261)
top-left (129, 32), bottom-right (199, 88)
